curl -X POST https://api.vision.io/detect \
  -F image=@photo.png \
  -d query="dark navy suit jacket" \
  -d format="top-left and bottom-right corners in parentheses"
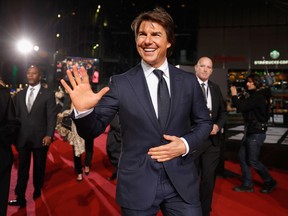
top-left (74, 63), bottom-right (212, 210)
top-left (14, 86), bottom-right (57, 148)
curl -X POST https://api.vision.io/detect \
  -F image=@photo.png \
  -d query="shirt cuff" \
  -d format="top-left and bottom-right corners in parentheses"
top-left (74, 108), bottom-right (94, 119)
top-left (180, 137), bottom-right (189, 156)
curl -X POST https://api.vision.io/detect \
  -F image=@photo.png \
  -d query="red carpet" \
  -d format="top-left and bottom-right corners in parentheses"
top-left (7, 131), bottom-right (288, 216)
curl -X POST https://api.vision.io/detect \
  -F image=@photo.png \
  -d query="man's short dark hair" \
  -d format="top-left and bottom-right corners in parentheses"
top-left (131, 7), bottom-right (176, 57)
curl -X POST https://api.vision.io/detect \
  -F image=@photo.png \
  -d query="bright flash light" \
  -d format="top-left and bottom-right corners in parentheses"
top-left (17, 39), bottom-right (33, 54)
top-left (33, 45), bottom-right (39, 51)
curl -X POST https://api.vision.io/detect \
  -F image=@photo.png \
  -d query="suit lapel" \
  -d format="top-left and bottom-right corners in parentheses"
top-left (168, 65), bottom-right (183, 127)
top-left (126, 65), bottom-right (160, 131)
top-left (208, 81), bottom-right (217, 118)
top-left (21, 88), bottom-right (30, 114)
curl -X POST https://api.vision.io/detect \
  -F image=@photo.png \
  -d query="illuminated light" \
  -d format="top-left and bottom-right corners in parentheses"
top-left (72, 11), bottom-right (76, 16)
top-left (17, 39), bottom-right (33, 54)
top-left (33, 45), bottom-right (39, 52)
top-left (56, 33), bottom-right (60, 38)
top-left (270, 50), bottom-right (280, 59)
top-left (254, 60), bottom-right (288, 65)
top-left (93, 44), bottom-right (99, 49)
top-left (57, 14), bottom-right (61, 18)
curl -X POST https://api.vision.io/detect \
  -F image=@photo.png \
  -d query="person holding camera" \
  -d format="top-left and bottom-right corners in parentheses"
top-left (230, 74), bottom-right (277, 194)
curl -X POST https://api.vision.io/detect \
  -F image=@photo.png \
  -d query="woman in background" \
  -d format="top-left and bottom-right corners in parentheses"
top-left (57, 104), bottom-right (94, 181)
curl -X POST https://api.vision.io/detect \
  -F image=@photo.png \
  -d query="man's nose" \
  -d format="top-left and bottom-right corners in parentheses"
top-left (144, 35), bottom-right (152, 44)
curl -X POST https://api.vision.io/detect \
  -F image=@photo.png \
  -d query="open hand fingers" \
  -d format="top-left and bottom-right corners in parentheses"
top-left (79, 66), bottom-right (89, 83)
top-left (72, 65), bottom-right (82, 85)
top-left (97, 87), bottom-right (110, 98)
top-left (60, 78), bottom-right (72, 94)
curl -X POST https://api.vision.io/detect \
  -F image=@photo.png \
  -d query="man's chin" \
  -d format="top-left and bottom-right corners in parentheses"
top-left (142, 58), bottom-right (157, 66)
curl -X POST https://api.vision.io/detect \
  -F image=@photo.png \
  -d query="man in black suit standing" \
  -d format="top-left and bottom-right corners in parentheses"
top-left (0, 82), bottom-right (20, 215)
top-left (193, 57), bottom-right (227, 216)
top-left (61, 7), bottom-right (212, 215)
top-left (8, 65), bottom-right (57, 207)
top-left (106, 113), bottom-right (121, 181)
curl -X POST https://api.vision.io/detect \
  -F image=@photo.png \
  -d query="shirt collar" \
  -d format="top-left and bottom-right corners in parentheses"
top-left (197, 77), bottom-right (208, 86)
top-left (141, 59), bottom-right (169, 79)
top-left (28, 83), bottom-right (41, 91)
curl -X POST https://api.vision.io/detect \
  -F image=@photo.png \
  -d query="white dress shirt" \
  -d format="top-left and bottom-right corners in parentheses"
top-left (197, 78), bottom-right (212, 112)
top-left (26, 83), bottom-right (41, 107)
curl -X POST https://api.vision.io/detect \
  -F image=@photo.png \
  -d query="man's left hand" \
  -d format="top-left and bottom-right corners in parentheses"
top-left (148, 134), bottom-right (186, 162)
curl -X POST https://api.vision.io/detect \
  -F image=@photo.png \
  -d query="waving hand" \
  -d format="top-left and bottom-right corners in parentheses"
top-left (60, 65), bottom-right (109, 112)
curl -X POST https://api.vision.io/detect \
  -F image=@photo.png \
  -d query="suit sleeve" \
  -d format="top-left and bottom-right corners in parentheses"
top-left (182, 77), bottom-right (213, 153)
top-left (46, 91), bottom-right (57, 138)
top-left (0, 88), bottom-right (21, 148)
top-left (214, 84), bottom-right (227, 131)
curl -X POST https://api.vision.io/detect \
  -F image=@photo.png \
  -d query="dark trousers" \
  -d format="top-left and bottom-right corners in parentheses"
top-left (194, 139), bottom-right (220, 216)
top-left (73, 138), bottom-right (94, 174)
top-left (121, 167), bottom-right (202, 216)
top-left (106, 128), bottom-right (121, 170)
top-left (15, 145), bottom-right (49, 199)
top-left (0, 146), bottom-right (14, 216)
top-left (239, 133), bottom-right (273, 187)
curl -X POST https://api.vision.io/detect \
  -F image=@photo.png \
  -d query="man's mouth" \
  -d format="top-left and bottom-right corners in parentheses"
top-left (143, 48), bottom-right (156, 52)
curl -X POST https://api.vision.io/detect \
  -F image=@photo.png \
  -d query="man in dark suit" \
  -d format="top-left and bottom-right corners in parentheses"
top-left (0, 83), bottom-right (20, 215)
top-left (106, 113), bottom-right (121, 181)
top-left (61, 7), bottom-right (212, 215)
top-left (193, 57), bottom-right (227, 216)
top-left (8, 65), bottom-right (57, 207)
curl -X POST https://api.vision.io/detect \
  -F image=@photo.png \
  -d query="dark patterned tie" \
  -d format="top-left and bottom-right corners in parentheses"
top-left (201, 83), bottom-right (207, 103)
top-left (153, 69), bottom-right (170, 129)
top-left (27, 87), bottom-right (34, 112)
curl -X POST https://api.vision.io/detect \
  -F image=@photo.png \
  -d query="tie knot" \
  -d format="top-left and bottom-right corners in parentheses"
top-left (153, 69), bottom-right (164, 80)
top-left (201, 83), bottom-right (205, 87)
top-left (30, 87), bottom-right (35, 92)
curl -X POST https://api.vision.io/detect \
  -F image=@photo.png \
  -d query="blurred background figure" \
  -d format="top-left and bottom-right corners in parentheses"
top-left (106, 113), bottom-right (121, 181)
top-left (231, 74), bottom-right (277, 194)
top-left (0, 79), bottom-right (20, 215)
top-left (56, 103), bottom-right (94, 182)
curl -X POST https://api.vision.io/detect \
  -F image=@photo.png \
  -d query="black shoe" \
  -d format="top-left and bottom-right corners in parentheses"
top-left (8, 199), bottom-right (27, 208)
top-left (33, 190), bottom-right (41, 200)
top-left (233, 185), bottom-right (254, 192)
top-left (107, 171), bottom-right (117, 181)
top-left (261, 179), bottom-right (277, 193)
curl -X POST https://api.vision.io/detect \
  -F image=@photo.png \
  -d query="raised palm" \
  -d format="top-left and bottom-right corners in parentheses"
top-left (61, 66), bottom-right (109, 112)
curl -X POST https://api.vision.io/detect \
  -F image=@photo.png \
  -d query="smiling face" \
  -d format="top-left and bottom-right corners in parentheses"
top-left (136, 21), bottom-right (171, 68)
top-left (194, 57), bottom-right (213, 82)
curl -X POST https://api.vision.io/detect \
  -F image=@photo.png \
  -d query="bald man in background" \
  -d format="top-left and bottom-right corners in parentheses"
top-left (193, 57), bottom-right (227, 216)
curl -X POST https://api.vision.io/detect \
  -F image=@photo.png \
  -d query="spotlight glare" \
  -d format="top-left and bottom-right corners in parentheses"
top-left (34, 45), bottom-right (40, 51)
top-left (17, 39), bottom-right (33, 54)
